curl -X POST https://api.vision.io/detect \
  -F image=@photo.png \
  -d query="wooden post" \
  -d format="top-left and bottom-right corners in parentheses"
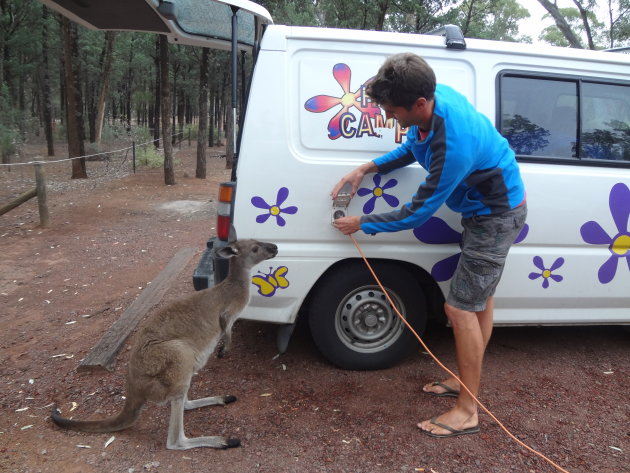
top-left (34, 162), bottom-right (50, 227)
top-left (132, 140), bottom-right (136, 173)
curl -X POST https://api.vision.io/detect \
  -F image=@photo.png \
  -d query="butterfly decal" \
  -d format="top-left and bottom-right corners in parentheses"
top-left (251, 266), bottom-right (290, 297)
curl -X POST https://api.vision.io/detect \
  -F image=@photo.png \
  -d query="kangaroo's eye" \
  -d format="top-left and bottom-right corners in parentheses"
top-left (253, 246), bottom-right (259, 253)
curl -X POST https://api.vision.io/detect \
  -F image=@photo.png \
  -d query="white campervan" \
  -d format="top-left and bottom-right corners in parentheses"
top-left (44, 0), bottom-right (630, 370)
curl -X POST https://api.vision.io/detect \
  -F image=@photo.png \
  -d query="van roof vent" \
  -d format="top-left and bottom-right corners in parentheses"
top-left (427, 24), bottom-right (466, 50)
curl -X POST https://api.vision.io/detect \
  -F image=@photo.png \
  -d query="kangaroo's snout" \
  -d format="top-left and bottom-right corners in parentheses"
top-left (263, 242), bottom-right (278, 259)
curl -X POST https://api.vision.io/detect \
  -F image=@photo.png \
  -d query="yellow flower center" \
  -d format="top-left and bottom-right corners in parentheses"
top-left (542, 269), bottom-right (551, 279)
top-left (612, 234), bottom-right (630, 255)
top-left (373, 187), bottom-right (383, 197)
top-left (270, 206), bottom-right (280, 216)
top-left (341, 93), bottom-right (356, 107)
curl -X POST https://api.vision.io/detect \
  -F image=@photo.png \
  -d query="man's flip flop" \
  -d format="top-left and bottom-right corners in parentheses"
top-left (420, 417), bottom-right (480, 438)
top-left (423, 381), bottom-right (460, 398)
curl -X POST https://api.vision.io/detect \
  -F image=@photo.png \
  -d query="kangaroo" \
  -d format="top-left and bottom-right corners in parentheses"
top-left (52, 239), bottom-right (278, 450)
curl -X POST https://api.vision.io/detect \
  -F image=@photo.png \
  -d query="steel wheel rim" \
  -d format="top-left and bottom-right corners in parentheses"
top-left (334, 285), bottom-right (406, 353)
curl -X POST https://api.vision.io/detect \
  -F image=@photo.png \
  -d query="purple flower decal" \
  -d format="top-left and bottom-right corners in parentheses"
top-left (357, 174), bottom-right (399, 214)
top-left (580, 183), bottom-right (630, 284)
top-left (529, 256), bottom-right (564, 289)
top-left (413, 218), bottom-right (530, 282)
top-left (251, 187), bottom-right (298, 227)
top-left (413, 218), bottom-right (462, 282)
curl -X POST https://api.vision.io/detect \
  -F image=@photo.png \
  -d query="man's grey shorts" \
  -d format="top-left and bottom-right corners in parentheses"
top-left (446, 203), bottom-right (527, 312)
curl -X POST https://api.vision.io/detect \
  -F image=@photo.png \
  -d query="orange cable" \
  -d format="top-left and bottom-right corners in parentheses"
top-left (349, 234), bottom-right (570, 473)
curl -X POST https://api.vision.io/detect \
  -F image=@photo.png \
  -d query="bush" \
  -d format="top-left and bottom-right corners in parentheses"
top-left (135, 143), bottom-right (164, 168)
top-left (0, 125), bottom-right (20, 163)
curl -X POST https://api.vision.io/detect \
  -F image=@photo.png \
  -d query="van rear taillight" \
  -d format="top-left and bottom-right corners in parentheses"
top-left (216, 182), bottom-right (235, 241)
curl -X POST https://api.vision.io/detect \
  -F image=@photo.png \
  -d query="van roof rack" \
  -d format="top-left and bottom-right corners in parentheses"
top-left (427, 24), bottom-right (466, 50)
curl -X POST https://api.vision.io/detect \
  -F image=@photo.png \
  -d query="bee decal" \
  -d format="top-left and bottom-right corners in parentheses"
top-left (251, 266), bottom-right (290, 297)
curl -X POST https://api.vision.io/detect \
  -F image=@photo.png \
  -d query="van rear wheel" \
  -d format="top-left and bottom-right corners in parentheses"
top-left (308, 261), bottom-right (427, 370)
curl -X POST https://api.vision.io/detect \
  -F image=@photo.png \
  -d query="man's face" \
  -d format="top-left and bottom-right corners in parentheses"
top-left (380, 98), bottom-right (426, 129)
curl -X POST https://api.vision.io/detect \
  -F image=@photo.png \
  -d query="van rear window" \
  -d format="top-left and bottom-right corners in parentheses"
top-left (499, 74), bottom-right (630, 164)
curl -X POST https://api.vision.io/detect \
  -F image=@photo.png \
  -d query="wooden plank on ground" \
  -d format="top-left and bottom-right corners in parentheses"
top-left (0, 188), bottom-right (37, 216)
top-left (79, 247), bottom-right (197, 372)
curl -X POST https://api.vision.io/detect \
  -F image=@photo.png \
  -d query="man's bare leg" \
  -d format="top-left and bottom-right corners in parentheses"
top-left (418, 298), bottom-right (494, 435)
top-left (422, 297), bottom-right (494, 395)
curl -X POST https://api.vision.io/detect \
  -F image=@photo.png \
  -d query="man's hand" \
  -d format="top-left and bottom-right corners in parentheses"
top-left (333, 216), bottom-right (361, 235)
top-left (331, 161), bottom-right (378, 200)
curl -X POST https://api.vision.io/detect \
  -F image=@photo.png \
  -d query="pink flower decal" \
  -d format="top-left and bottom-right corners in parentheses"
top-left (304, 63), bottom-right (381, 140)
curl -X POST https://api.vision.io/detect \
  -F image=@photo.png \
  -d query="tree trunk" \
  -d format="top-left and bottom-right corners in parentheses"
top-left (160, 35), bottom-right (175, 185)
top-left (41, 6), bottom-right (54, 156)
top-left (571, 0), bottom-right (595, 50)
top-left (196, 48), bottom-right (209, 179)
top-left (375, 0), bottom-right (390, 31)
top-left (125, 39), bottom-right (134, 129)
top-left (153, 37), bottom-right (161, 148)
top-left (225, 105), bottom-right (234, 170)
top-left (0, 0), bottom-right (4, 89)
top-left (208, 85), bottom-right (215, 148)
top-left (536, 0), bottom-right (583, 48)
top-left (177, 88), bottom-right (185, 142)
top-left (71, 23), bottom-right (86, 155)
top-left (61, 17), bottom-right (86, 179)
top-left (95, 32), bottom-right (116, 143)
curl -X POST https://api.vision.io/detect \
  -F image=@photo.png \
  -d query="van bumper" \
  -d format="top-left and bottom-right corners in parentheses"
top-left (192, 238), bottom-right (230, 291)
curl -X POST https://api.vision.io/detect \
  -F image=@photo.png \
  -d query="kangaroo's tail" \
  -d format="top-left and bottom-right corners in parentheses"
top-left (51, 394), bottom-right (145, 433)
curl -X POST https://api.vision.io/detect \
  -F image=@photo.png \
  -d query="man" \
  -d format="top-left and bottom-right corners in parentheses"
top-left (331, 52), bottom-right (527, 438)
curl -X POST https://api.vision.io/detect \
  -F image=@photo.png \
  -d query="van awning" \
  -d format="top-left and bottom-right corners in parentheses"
top-left (39, 0), bottom-right (273, 50)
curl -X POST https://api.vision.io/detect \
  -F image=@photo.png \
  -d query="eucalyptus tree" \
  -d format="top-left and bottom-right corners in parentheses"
top-left (437, 0), bottom-right (529, 41)
top-left (536, 0), bottom-right (630, 49)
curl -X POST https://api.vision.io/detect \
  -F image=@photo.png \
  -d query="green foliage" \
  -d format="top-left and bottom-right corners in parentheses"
top-left (539, 7), bottom-right (590, 47)
top-left (136, 142), bottom-right (164, 168)
top-left (183, 123), bottom-right (198, 141)
top-left (0, 124), bottom-right (19, 161)
top-left (129, 126), bottom-right (153, 146)
top-left (0, 84), bottom-right (21, 160)
top-left (450, 0), bottom-right (530, 42)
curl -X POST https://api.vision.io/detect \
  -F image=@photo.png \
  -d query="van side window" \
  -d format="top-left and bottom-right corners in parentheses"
top-left (581, 82), bottom-right (630, 161)
top-left (499, 73), bottom-right (630, 164)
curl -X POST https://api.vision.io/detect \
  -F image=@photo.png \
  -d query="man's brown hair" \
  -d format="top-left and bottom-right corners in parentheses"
top-left (366, 53), bottom-right (436, 110)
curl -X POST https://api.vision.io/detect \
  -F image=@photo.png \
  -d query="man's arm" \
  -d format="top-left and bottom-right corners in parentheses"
top-left (330, 161), bottom-right (378, 200)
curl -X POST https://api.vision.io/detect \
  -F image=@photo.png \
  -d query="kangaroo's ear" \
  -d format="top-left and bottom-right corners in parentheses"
top-left (217, 244), bottom-right (239, 259)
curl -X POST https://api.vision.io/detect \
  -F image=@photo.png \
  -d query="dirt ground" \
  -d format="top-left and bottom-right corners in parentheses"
top-left (0, 141), bottom-right (628, 473)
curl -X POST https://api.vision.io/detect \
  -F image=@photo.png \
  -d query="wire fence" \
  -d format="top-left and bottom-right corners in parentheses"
top-left (0, 131), bottom-right (190, 223)
top-left (0, 132), bottom-right (186, 200)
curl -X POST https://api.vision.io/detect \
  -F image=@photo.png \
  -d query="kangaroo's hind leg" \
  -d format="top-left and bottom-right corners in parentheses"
top-left (166, 396), bottom-right (240, 450)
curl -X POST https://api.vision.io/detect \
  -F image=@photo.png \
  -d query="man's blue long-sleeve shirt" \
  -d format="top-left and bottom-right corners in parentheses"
top-left (360, 84), bottom-right (526, 235)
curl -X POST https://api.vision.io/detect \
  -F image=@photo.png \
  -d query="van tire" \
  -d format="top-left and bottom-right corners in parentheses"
top-left (308, 261), bottom-right (427, 370)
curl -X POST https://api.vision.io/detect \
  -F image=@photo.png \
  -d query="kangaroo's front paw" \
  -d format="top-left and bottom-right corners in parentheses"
top-left (217, 342), bottom-right (229, 358)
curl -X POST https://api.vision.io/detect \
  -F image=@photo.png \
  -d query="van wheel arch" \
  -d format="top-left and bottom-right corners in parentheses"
top-left (303, 258), bottom-right (444, 370)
